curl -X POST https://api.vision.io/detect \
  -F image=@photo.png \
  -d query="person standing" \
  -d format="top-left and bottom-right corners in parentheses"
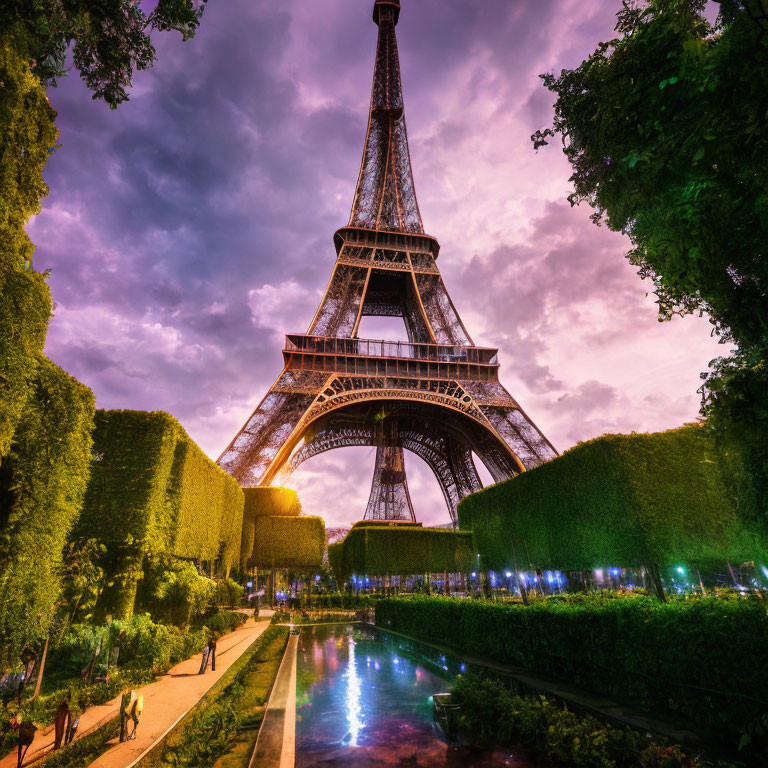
top-left (53, 700), bottom-right (69, 750)
top-left (198, 643), bottom-right (210, 674)
top-left (17, 721), bottom-right (36, 768)
top-left (207, 638), bottom-right (217, 672)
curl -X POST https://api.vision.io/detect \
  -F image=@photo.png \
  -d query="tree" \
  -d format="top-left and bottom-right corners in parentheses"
top-left (2, 0), bottom-right (208, 107)
top-left (539, 0), bottom-right (768, 521)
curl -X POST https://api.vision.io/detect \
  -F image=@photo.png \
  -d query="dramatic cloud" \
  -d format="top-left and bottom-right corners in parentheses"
top-left (32, 0), bottom-right (723, 527)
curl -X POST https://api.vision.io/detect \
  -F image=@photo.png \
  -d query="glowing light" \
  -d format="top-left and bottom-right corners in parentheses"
top-left (762, 566), bottom-right (768, 580)
top-left (610, 568), bottom-right (619, 577)
top-left (342, 634), bottom-right (363, 746)
top-left (505, 571), bottom-right (512, 578)
top-left (594, 569), bottom-right (604, 580)
top-left (676, 566), bottom-right (686, 575)
top-left (471, 572), bottom-right (477, 578)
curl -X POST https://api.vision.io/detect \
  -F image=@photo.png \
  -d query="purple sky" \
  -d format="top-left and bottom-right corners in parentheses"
top-left (33, 0), bottom-right (723, 527)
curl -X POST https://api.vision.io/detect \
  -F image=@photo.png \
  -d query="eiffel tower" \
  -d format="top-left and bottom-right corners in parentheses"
top-left (219, 0), bottom-right (557, 523)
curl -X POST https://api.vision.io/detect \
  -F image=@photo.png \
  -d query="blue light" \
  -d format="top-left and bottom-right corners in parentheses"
top-left (761, 566), bottom-right (768, 580)
top-left (610, 568), bottom-right (620, 577)
top-left (676, 566), bottom-right (686, 575)
top-left (471, 572), bottom-right (477, 578)
top-left (505, 571), bottom-right (512, 578)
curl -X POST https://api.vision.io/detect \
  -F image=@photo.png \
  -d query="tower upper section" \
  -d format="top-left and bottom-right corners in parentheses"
top-left (348, 0), bottom-right (423, 234)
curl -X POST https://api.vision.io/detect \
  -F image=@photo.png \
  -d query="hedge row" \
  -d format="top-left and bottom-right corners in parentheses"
top-left (240, 487), bottom-right (301, 566)
top-left (239, 487), bottom-right (323, 570)
top-left (243, 486), bottom-right (301, 517)
top-left (0, 29), bottom-right (56, 455)
top-left (251, 516), bottom-right (325, 570)
top-left (458, 425), bottom-right (763, 572)
top-left (76, 410), bottom-right (245, 618)
top-left (375, 596), bottom-right (768, 755)
top-left (329, 524), bottom-right (474, 581)
top-left (0, 357), bottom-right (95, 669)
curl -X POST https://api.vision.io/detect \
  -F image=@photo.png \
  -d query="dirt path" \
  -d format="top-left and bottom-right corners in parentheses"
top-left (4, 613), bottom-right (274, 768)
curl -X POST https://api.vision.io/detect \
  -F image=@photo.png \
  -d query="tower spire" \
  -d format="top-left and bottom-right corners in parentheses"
top-left (349, 0), bottom-right (423, 234)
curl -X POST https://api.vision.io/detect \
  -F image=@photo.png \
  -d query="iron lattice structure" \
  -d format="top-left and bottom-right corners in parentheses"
top-left (219, 0), bottom-right (557, 522)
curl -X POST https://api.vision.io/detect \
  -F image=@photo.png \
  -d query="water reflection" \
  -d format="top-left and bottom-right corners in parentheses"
top-left (296, 624), bottom-right (532, 768)
top-left (342, 632), bottom-right (363, 746)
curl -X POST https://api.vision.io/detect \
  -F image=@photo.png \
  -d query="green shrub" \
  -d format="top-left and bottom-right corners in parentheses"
top-left (375, 596), bottom-right (768, 755)
top-left (0, 29), bottom-right (56, 456)
top-left (135, 556), bottom-right (217, 627)
top-left (196, 610), bottom-right (247, 638)
top-left (0, 357), bottom-right (94, 669)
top-left (248, 514), bottom-right (324, 570)
top-left (330, 525), bottom-right (473, 581)
top-left (451, 674), bottom-right (728, 768)
top-left (216, 578), bottom-right (244, 607)
top-left (54, 613), bottom-right (207, 676)
top-left (77, 410), bottom-right (244, 618)
top-left (305, 593), bottom-right (380, 610)
top-left (458, 425), bottom-right (763, 572)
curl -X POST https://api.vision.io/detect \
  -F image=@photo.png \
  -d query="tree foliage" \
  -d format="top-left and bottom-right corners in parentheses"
top-left (541, 0), bottom-right (768, 523)
top-left (1, 0), bottom-right (208, 107)
top-left (458, 425), bottom-right (763, 572)
top-left (0, 356), bottom-right (95, 669)
top-left (0, 31), bottom-right (55, 457)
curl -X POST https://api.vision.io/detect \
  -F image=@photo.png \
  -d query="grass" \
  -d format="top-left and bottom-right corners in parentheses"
top-left (211, 636), bottom-right (287, 768)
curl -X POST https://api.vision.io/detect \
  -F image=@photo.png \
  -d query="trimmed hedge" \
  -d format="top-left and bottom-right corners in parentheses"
top-left (240, 487), bottom-right (321, 570)
top-left (375, 596), bottom-right (768, 755)
top-left (329, 524), bottom-right (473, 581)
top-left (0, 29), bottom-right (56, 456)
top-left (219, 480), bottom-right (244, 576)
top-left (458, 425), bottom-right (761, 572)
top-left (76, 410), bottom-right (244, 618)
top-left (251, 515), bottom-right (325, 570)
top-left (243, 487), bottom-right (301, 517)
top-left (0, 356), bottom-right (94, 668)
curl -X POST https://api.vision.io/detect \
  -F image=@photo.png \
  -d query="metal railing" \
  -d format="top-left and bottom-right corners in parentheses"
top-left (285, 334), bottom-right (498, 366)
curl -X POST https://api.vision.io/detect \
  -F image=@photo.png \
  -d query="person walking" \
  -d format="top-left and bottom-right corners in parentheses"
top-left (127, 694), bottom-right (143, 740)
top-left (119, 691), bottom-right (137, 742)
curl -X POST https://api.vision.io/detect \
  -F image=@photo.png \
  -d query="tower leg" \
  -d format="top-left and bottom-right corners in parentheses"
top-left (364, 445), bottom-right (416, 521)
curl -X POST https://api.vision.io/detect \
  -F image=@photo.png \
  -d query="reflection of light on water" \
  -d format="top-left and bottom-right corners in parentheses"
top-left (342, 634), bottom-right (364, 746)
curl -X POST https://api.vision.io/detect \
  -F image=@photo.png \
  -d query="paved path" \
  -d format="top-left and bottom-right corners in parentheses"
top-left (4, 613), bottom-right (273, 768)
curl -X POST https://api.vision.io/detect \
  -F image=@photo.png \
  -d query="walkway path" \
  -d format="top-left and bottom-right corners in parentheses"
top-left (4, 612), bottom-right (274, 768)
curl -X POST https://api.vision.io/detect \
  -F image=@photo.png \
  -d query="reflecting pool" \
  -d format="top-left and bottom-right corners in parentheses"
top-left (295, 623), bottom-right (532, 768)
